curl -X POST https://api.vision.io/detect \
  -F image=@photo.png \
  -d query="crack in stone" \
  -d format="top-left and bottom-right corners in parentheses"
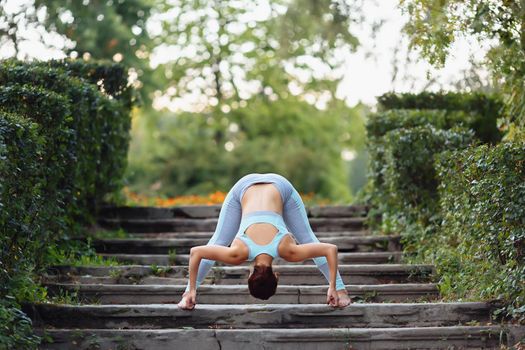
top-left (214, 330), bottom-right (222, 350)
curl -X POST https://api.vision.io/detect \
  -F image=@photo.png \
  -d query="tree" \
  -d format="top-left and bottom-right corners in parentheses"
top-left (398, 0), bottom-right (525, 140)
top-left (126, 93), bottom-right (364, 202)
top-left (0, 0), bottom-right (157, 103)
top-left (150, 0), bottom-right (363, 107)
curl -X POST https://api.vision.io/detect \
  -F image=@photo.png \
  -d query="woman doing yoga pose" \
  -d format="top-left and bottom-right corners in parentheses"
top-left (177, 173), bottom-right (352, 310)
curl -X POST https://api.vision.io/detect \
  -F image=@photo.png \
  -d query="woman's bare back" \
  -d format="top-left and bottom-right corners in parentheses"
top-left (240, 183), bottom-right (284, 245)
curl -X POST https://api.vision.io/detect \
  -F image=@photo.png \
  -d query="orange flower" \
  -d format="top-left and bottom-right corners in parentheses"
top-left (121, 186), bottom-right (330, 206)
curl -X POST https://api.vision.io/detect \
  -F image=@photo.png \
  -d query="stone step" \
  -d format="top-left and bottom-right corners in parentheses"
top-left (97, 217), bottom-right (366, 233)
top-left (126, 229), bottom-right (371, 239)
top-left (91, 235), bottom-right (402, 254)
top-left (35, 326), bottom-right (525, 350)
top-left (22, 302), bottom-right (503, 329)
top-left (98, 204), bottom-right (369, 220)
top-left (43, 283), bottom-right (440, 304)
top-left (44, 264), bottom-right (435, 285)
top-left (99, 251), bottom-right (403, 265)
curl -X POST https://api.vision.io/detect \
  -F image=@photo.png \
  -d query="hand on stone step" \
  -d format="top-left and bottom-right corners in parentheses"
top-left (326, 286), bottom-right (339, 307)
top-left (177, 291), bottom-right (196, 310)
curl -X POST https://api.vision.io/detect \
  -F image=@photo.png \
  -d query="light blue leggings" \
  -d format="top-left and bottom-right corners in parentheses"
top-left (185, 173), bottom-right (346, 292)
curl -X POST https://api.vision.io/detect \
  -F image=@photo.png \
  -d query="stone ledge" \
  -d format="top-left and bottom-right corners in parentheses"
top-left (128, 230), bottom-right (371, 239)
top-left (97, 251), bottom-right (403, 265)
top-left (35, 326), bottom-right (523, 350)
top-left (90, 235), bottom-right (401, 254)
top-left (98, 204), bottom-right (369, 220)
top-left (97, 217), bottom-right (366, 233)
top-left (43, 283), bottom-right (440, 304)
top-left (44, 263), bottom-right (435, 285)
top-left (23, 302), bottom-right (503, 329)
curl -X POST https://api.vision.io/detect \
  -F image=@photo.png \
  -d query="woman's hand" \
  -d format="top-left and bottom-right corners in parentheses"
top-left (326, 286), bottom-right (339, 307)
top-left (177, 290), bottom-right (196, 310)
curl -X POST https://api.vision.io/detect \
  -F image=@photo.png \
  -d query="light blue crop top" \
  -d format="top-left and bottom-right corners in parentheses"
top-left (235, 210), bottom-right (290, 261)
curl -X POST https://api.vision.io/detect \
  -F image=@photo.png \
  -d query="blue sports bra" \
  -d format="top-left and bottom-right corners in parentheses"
top-left (235, 210), bottom-right (290, 261)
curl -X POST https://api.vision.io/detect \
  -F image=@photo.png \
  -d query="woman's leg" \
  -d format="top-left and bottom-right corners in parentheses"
top-left (281, 181), bottom-right (346, 291)
top-left (184, 182), bottom-right (243, 292)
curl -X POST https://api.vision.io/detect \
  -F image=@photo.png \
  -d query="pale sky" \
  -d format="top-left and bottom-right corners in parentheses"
top-left (1, 0), bottom-right (493, 110)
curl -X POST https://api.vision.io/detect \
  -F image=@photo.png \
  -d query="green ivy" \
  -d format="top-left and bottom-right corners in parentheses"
top-left (435, 142), bottom-right (525, 321)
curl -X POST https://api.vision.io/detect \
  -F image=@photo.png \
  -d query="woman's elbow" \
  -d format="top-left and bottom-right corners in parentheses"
top-left (282, 248), bottom-right (302, 262)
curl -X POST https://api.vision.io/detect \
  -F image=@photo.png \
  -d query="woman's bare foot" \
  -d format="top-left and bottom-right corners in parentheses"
top-left (336, 289), bottom-right (352, 308)
top-left (177, 291), bottom-right (196, 310)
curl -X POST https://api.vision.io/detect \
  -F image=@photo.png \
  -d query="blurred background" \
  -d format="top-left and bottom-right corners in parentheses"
top-left (0, 0), bottom-right (498, 204)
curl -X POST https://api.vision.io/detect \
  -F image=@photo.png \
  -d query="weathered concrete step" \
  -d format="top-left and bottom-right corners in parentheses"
top-left (35, 326), bottom-right (525, 350)
top-left (127, 229), bottom-right (371, 239)
top-left (99, 251), bottom-right (403, 265)
top-left (98, 204), bottom-right (369, 220)
top-left (43, 283), bottom-right (440, 304)
top-left (22, 302), bottom-right (503, 329)
top-left (97, 217), bottom-right (365, 233)
top-left (44, 264), bottom-right (435, 285)
top-left (91, 235), bottom-right (402, 254)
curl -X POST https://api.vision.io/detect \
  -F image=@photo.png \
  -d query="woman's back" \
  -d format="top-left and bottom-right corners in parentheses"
top-left (241, 182), bottom-right (285, 245)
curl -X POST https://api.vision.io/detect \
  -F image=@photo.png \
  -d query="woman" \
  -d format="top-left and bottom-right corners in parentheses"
top-left (177, 172), bottom-right (352, 310)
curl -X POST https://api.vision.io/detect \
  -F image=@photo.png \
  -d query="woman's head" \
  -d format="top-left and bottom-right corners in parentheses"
top-left (248, 265), bottom-right (278, 300)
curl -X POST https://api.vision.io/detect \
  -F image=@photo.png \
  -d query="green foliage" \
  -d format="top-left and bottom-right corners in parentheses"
top-left (366, 109), bottom-right (474, 138)
top-left (168, 249), bottom-right (177, 266)
top-left (371, 125), bottom-right (474, 257)
top-left (0, 59), bottom-right (133, 217)
top-left (434, 142), bottom-right (525, 321)
top-left (45, 237), bottom-right (123, 268)
top-left (377, 91), bottom-right (504, 143)
top-left (33, 0), bottom-right (156, 103)
top-left (383, 125), bottom-right (474, 212)
top-left (399, 0), bottom-right (525, 140)
top-left (0, 59), bottom-right (134, 348)
top-left (0, 107), bottom-right (56, 294)
top-left (364, 92), bottom-right (503, 220)
top-left (0, 300), bottom-right (41, 350)
top-left (127, 95), bottom-right (362, 202)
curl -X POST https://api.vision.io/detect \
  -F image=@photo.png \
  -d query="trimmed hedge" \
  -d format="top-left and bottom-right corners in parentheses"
top-left (0, 111), bottom-right (44, 349)
top-left (377, 91), bottom-right (504, 143)
top-left (0, 60), bottom-right (132, 222)
top-left (366, 109), bottom-right (475, 194)
top-left (364, 92), bottom-right (505, 231)
top-left (383, 125), bottom-right (474, 211)
top-left (0, 85), bottom-right (73, 241)
top-left (366, 109), bottom-right (474, 138)
top-left (434, 142), bottom-right (525, 321)
top-left (0, 59), bottom-right (134, 349)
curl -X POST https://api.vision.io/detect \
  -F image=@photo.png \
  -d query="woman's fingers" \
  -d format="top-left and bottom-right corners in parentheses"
top-left (177, 295), bottom-right (196, 310)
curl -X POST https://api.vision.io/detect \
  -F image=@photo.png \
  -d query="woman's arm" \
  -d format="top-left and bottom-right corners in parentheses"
top-left (283, 242), bottom-right (338, 288)
top-left (188, 245), bottom-right (244, 291)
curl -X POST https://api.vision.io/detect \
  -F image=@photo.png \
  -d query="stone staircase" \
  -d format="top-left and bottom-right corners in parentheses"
top-left (24, 204), bottom-right (525, 349)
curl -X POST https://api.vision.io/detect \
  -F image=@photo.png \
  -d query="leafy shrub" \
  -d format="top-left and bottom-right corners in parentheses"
top-left (0, 111), bottom-right (46, 349)
top-left (434, 141), bottom-right (525, 321)
top-left (0, 59), bottom-right (134, 349)
top-left (377, 126), bottom-right (474, 254)
top-left (366, 109), bottom-right (474, 138)
top-left (0, 85), bottom-right (73, 247)
top-left (366, 109), bottom-right (474, 196)
top-left (364, 92), bottom-right (504, 231)
top-left (377, 91), bottom-right (504, 143)
top-left (0, 300), bottom-right (41, 350)
top-left (0, 60), bottom-right (132, 221)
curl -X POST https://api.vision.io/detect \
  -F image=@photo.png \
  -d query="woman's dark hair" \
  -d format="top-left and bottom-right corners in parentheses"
top-left (248, 265), bottom-right (278, 300)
